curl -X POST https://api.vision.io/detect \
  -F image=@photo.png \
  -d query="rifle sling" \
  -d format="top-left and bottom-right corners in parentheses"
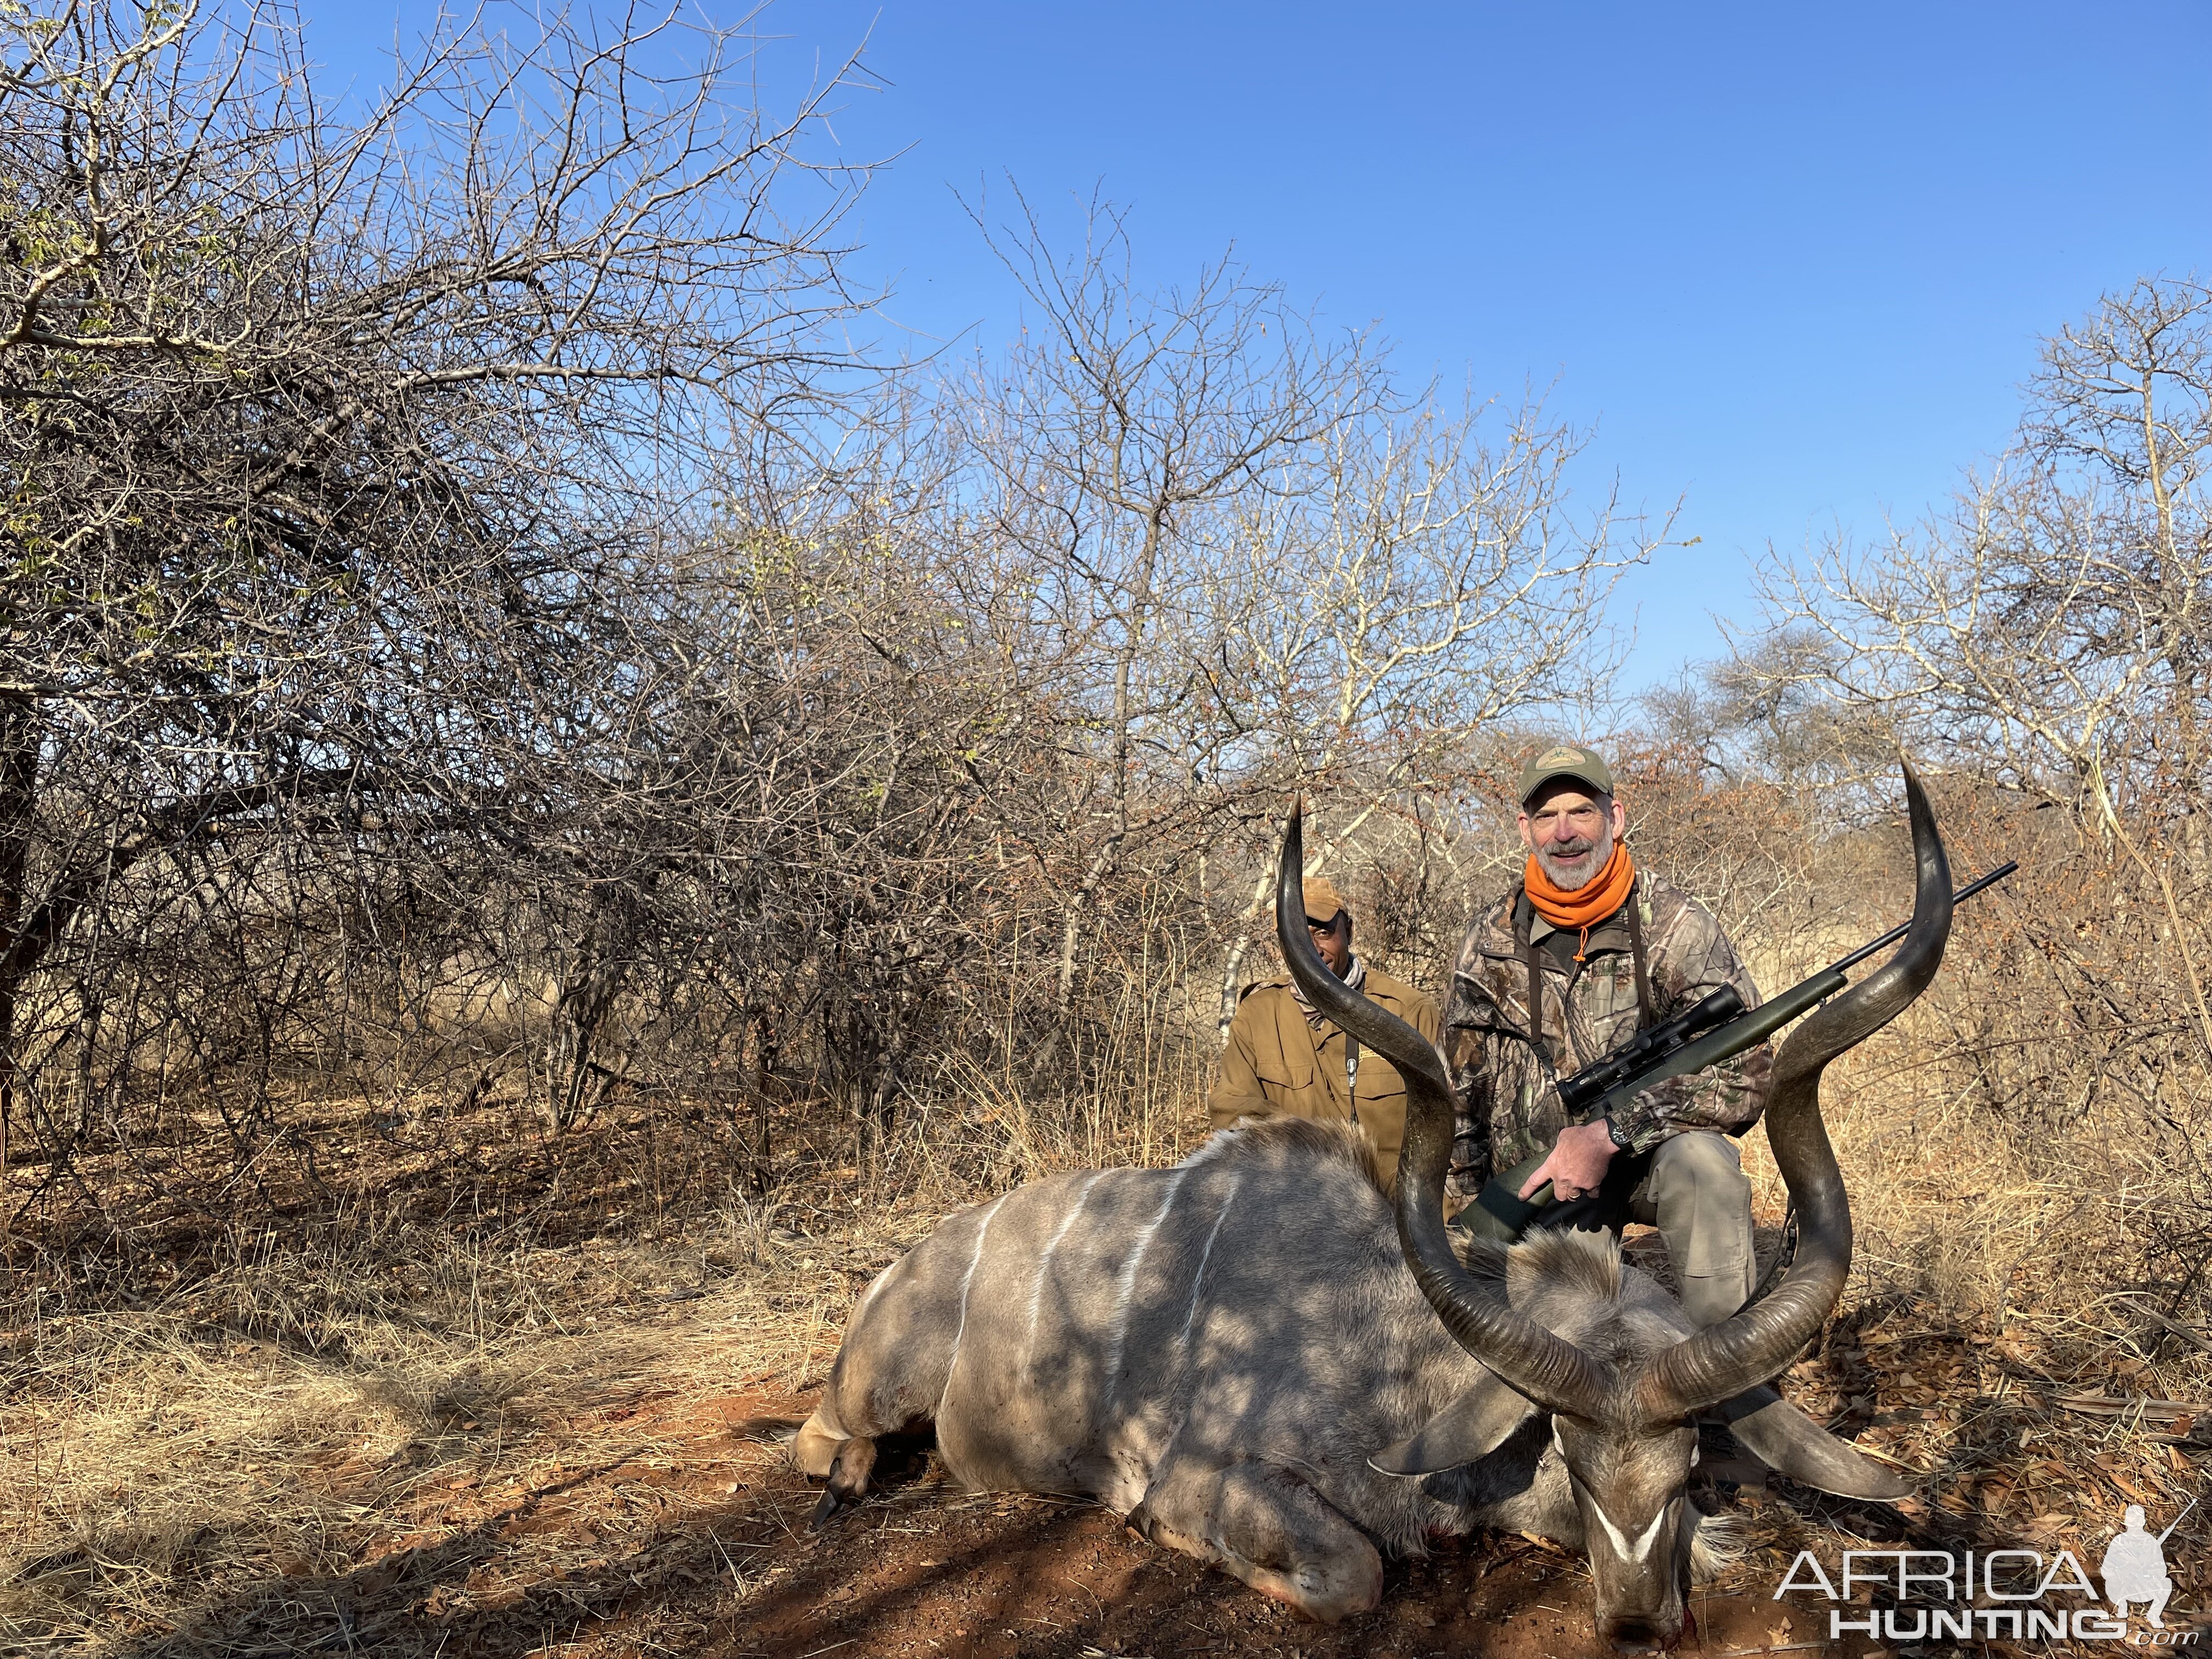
top-left (1624, 879), bottom-right (1656, 1031)
top-left (1516, 891), bottom-right (1555, 1072)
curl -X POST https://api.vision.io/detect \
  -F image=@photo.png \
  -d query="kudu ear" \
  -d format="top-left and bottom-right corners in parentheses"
top-left (1369, 1372), bottom-right (1539, 1477)
top-left (1718, 1385), bottom-right (1912, 1500)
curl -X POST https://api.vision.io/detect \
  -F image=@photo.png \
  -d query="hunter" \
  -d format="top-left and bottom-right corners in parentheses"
top-left (1444, 744), bottom-right (1771, 1328)
top-left (1209, 876), bottom-right (1442, 1185)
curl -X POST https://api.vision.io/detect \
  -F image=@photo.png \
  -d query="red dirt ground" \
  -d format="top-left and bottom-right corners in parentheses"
top-left (32, 1102), bottom-right (2196, 1659)
top-left (691, 1385), bottom-right (1871, 1659)
top-left (86, 1361), bottom-right (2202, 1657)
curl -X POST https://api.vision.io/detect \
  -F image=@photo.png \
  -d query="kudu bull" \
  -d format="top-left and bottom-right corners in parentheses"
top-left (798, 765), bottom-right (1951, 1648)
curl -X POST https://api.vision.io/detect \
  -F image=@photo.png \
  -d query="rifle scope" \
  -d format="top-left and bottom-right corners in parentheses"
top-left (1554, 984), bottom-right (1743, 1118)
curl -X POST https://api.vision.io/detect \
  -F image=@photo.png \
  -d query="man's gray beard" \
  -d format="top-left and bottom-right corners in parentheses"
top-left (1534, 840), bottom-right (1606, 893)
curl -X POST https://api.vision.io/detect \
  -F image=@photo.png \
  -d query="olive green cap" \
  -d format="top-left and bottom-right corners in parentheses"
top-left (1517, 742), bottom-right (1615, 806)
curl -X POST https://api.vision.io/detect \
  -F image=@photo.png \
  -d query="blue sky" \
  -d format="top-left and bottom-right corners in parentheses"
top-left (313, 2), bottom-right (2212, 685)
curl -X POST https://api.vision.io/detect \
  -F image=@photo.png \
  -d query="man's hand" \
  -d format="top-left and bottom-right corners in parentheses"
top-left (1517, 1119), bottom-right (1618, 1202)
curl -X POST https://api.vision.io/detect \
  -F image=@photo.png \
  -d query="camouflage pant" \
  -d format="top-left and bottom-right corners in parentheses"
top-left (1448, 1131), bottom-right (1756, 1329)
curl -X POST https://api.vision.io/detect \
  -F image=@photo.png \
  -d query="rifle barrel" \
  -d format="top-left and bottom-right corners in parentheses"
top-left (1503, 856), bottom-right (2025, 1224)
top-left (2157, 1496), bottom-right (2198, 1545)
top-left (1579, 860), bottom-right (2018, 1121)
top-left (1827, 861), bottom-right (2018, 975)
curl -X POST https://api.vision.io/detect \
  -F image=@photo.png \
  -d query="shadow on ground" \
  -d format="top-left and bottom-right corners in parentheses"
top-left (86, 1384), bottom-right (1944, 1659)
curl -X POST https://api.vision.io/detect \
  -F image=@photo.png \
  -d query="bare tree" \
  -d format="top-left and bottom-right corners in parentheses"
top-left (1747, 277), bottom-right (2212, 1042)
top-left (0, 10), bottom-right (1651, 1241)
top-left (1201, 385), bottom-right (1662, 1024)
top-left (0, 0), bottom-right (871, 1193)
top-left (1724, 276), bottom-right (2212, 1308)
top-left (949, 188), bottom-right (1374, 1022)
top-left (938, 191), bottom-right (1664, 1047)
top-left (1751, 279), bottom-right (2212, 802)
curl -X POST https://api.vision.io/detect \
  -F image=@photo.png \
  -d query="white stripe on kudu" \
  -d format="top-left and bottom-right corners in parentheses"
top-left (1591, 1497), bottom-right (1671, 1567)
top-left (937, 1194), bottom-right (1007, 1419)
top-left (856, 1255), bottom-right (901, 1317)
top-left (1177, 1174), bottom-right (1241, 1353)
top-left (1102, 1168), bottom-right (1190, 1402)
top-left (1024, 1171), bottom-right (1104, 1379)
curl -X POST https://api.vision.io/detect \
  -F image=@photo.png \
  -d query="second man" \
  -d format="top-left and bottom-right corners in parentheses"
top-left (1209, 876), bottom-right (1442, 1186)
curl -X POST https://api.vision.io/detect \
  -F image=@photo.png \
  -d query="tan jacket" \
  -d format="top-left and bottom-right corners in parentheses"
top-left (1441, 871), bottom-right (1771, 1199)
top-left (1207, 962), bottom-right (1443, 1184)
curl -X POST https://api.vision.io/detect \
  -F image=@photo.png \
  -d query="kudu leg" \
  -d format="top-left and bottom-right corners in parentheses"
top-left (807, 1435), bottom-right (877, 1529)
top-left (792, 1412), bottom-right (845, 1479)
top-left (1131, 1459), bottom-right (1383, 1622)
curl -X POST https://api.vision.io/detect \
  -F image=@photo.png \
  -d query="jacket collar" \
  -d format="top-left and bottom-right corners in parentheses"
top-left (1284, 954), bottom-right (1367, 1026)
top-left (1474, 884), bottom-right (1635, 961)
top-left (1263, 957), bottom-right (1380, 999)
top-left (1528, 904), bottom-right (1633, 953)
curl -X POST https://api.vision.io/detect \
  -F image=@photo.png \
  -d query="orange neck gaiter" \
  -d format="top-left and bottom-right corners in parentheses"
top-left (1523, 841), bottom-right (1635, 962)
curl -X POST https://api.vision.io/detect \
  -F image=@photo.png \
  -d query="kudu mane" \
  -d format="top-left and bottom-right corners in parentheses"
top-left (1218, 1111), bottom-right (1392, 1197)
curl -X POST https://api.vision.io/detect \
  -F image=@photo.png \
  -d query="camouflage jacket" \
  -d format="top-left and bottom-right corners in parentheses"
top-left (1442, 871), bottom-right (1771, 1199)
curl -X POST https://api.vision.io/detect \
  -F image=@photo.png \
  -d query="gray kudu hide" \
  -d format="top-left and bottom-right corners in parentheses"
top-left (798, 765), bottom-right (1953, 1650)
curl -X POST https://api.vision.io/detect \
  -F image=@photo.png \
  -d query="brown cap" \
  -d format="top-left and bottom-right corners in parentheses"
top-left (1517, 742), bottom-right (1615, 806)
top-left (1300, 876), bottom-right (1347, 925)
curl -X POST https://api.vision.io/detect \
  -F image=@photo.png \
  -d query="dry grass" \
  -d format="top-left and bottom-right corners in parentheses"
top-left (1, 1208), bottom-right (936, 1651)
top-left (1731, 1029), bottom-right (2212, 1613)
top-left (0, 1085), bottom-right (949, 1655)
top-left (8, 1021), bottom-right (2212, 1653)
top-left (0, 1058), bottom-right (1177, 1655)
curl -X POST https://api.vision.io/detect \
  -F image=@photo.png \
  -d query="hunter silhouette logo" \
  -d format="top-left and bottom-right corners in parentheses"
top-left (2104, 1500), bottom-right (2190, 1628)
top-left (1534, 744), bottom-right (1589, 769)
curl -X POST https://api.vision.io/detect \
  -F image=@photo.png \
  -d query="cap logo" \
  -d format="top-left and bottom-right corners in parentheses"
top-left (1536, 746), bottom-right (1587, 769)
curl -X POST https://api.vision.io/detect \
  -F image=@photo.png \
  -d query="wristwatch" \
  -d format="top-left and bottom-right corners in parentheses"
top-left (1602, 1116), bottom-right (1633, 1150)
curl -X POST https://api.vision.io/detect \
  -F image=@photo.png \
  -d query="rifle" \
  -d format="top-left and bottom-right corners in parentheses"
top-left (1463, 860), bottom-right (2018, 1240)
top-left (2157, 1497), bottom-right (2197, 1546)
